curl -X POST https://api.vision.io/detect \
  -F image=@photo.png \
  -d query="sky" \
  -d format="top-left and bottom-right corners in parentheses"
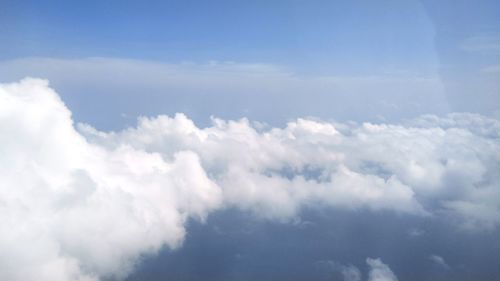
top-left (0, 1), bottom-right (499, 281)
top-left (1, 0), bottom-right (499, 129)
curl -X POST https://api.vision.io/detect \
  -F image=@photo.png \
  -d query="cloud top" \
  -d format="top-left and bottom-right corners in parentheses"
top-left (366, 258), bottom-right (398, 281)
top-left (0, 78), bottom-right (222, 280)
top-left (1, 78), bottom-right (499, 280)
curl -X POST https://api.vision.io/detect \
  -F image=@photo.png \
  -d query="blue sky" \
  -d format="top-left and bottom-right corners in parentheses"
top-left (2, 0), bottom-right (439, 70)
top-left (1, 0), bottom-right (498, 71)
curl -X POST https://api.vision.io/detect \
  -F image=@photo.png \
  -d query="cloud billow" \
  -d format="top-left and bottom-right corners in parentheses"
top-left (1, 78), bottom-right (499, 281)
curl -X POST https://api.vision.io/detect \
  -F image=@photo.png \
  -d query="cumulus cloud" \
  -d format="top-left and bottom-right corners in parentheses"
top-left (81, 99), bottom-right (500, 226)
top-left (317, 260), bottom-right (362, 281)
top-left (340, 265), bottom-right (363, 281)
top-left (321, 258), bottom-right (398, 281)
top-left (0, 79), bottom-right (222, 280)
top-left (366, 258), bottom-right (398, 281)
top-left (1, 78), bottom-right (499, 280)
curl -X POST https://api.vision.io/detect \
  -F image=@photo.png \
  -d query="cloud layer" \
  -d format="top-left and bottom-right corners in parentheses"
top-left (1, 78), bottom-right (499, 280)
top-left (0, 57), bottom-right (452, 129)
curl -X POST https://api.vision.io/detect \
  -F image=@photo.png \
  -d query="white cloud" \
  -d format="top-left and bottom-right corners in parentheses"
top-left (366, 258), bottom-right (398, 281)
top-left (340, 265), bottom-right (363, 281)
top-left (317, 260), bottom-right (362, 281)
top-left (1, 78), bottom-right (499, 280)
top-left (319, 258), bottom-right (398, 281)
top-left (84, 105), bottom-right (500, 226)
top-left (0, 78), bottom-right (222, 281)
top-left (429, 255), bottom-right (450, 270)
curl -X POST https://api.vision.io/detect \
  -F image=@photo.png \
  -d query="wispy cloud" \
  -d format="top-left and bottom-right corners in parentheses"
top-left (0, 57), bottom-right (450, 128)
top-left (460, 34), bottom-right (500, 53)
top-left (429, 255), bottom-right (451, 270)
top-left (481, 64), bottom-right (500, 74)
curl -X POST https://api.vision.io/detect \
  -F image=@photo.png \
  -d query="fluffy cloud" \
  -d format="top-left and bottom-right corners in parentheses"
top-left (316, 260), bottom-right (362, 281)
top-left (366, 258), bottom-right (398, 281)
top-left (0, 79), bottom-right (222, 280)
top-left (318, 258), bottom-right (397, 281)
top-left (1, 78), bottom-right (499, 280)
top-left (81, 113), bottom-right (428, 219)
top-left (81, 98), bottom-right (500, 226)
top-left (340, 264), bottom-right (363, 281)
